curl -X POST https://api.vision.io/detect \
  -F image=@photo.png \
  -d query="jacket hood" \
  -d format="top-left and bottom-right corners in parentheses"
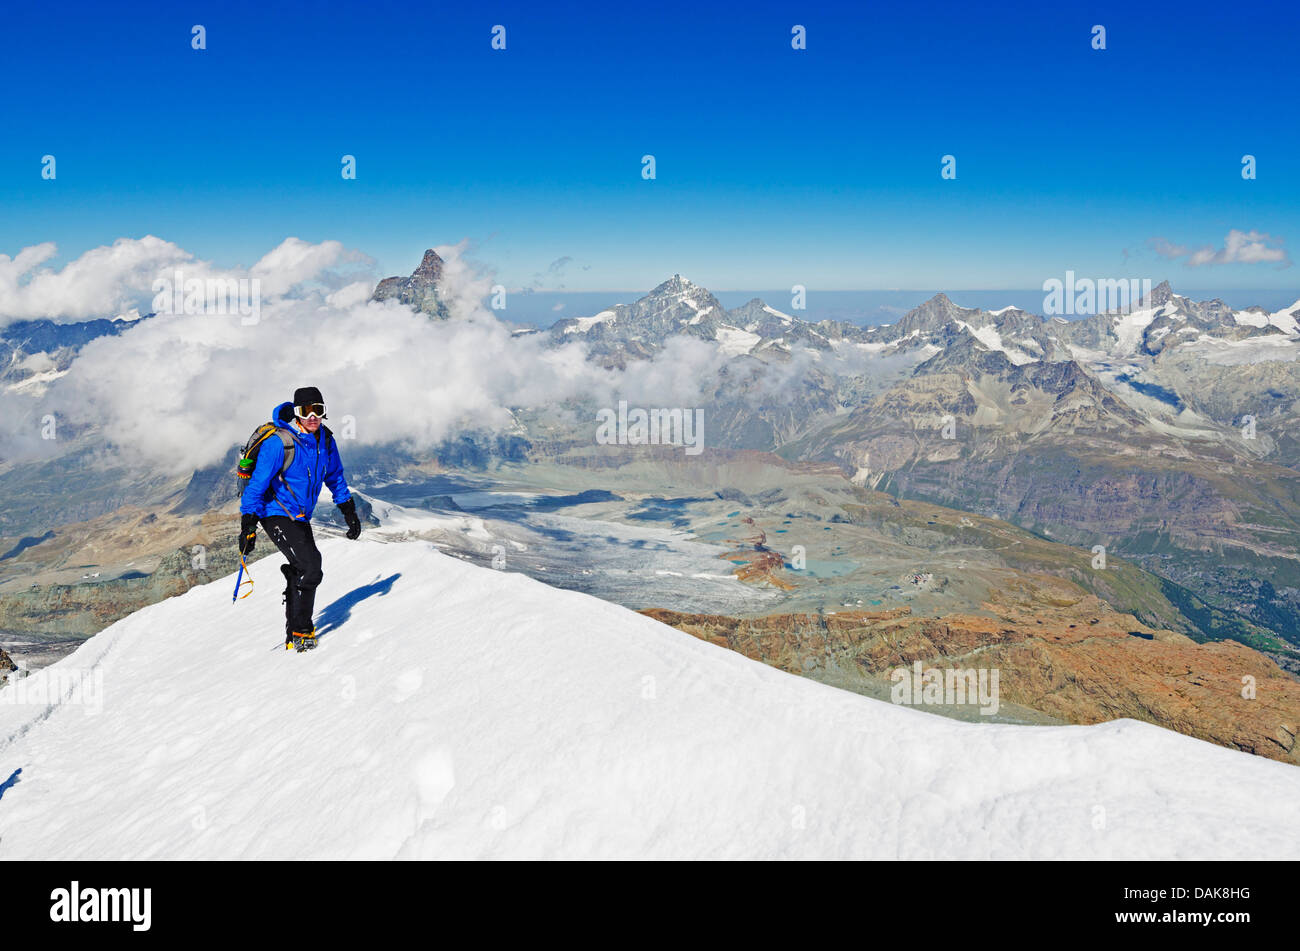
top-left (272, 402), bottom-right (295, 427)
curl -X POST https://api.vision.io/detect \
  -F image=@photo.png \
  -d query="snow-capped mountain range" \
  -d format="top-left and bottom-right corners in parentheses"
top-left (549, 274), bottom-right (1300, 370)
top-left (8, 261), bottom-right (1295, 399)
top-left (549, 274), bottom-right (854, 363)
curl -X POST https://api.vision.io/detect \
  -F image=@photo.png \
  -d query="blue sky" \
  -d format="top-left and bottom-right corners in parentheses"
top-left (1, 0), bottom-right (1297, 293)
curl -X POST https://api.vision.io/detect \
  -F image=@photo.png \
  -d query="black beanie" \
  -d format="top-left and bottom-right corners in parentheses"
top-left (293, 386), bottom-right (324, 408)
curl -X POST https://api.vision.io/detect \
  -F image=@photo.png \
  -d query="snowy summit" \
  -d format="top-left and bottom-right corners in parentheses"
top-left (1, 537), bottom-right (1298, 859)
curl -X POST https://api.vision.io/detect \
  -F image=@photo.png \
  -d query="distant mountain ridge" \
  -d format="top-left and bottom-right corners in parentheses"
top-left (546, 274), bottom-right (1300, 372)
top-left (1, 314), bottom-right (150, 392)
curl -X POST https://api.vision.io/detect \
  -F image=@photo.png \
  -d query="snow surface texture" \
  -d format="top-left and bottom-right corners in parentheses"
top-left (952, 320), bottom-right (1037, 365)
top-left (2, 538), bottom-right (1298, 860)
top-left (713, 325), bottom-right (760, 356)
top-left (1112, 305), bottom-right (1160, 355)
top-left (562, 310), bottom-right (615, 334)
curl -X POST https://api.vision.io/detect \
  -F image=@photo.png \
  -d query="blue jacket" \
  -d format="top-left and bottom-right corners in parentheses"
top-left (240, 401), bottom-right (352, 520)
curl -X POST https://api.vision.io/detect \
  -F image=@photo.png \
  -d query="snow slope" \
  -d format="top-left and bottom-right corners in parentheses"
top-left (1, 538), bottom-right (1298, 860)
top-left (952, 320), bottom-right (1038, 365)
top-left (562, 310), bottom-right (615, 334)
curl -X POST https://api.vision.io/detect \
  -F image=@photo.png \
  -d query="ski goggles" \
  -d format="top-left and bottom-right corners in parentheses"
top-left (295, 402), bottom-right (327, 419)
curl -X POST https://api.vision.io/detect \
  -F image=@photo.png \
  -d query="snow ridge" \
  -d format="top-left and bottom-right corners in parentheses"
top-left (1, 537), bottom-right (1297, 859)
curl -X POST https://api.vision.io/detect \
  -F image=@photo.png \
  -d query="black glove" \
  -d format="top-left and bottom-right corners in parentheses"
top-left (239, 513), bottom-right (259, 556)
top-left (339, 498), bottom-right (361, 540)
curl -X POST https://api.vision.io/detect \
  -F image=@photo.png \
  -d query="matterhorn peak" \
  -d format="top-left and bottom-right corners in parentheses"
top-left (371, 248), bottom-right (450, 319)
top-left (412, 249), bottom-right (445, 283)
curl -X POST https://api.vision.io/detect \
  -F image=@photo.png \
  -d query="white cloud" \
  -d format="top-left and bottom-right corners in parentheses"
top-left (1149, 229), bottom-right (1290, 268)
top-left (0, 240), bottom-right (726, 475)
top-left (248, 238), bottom-right (361, 295)
top-left (0, 237), bottom-right (192, 323)
top-left (4, 239), bottom-right (921, 479)
top-left (0, 236), bottom-right (374, 326)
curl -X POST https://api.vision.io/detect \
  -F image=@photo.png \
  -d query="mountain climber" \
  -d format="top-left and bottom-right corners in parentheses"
top-left (237, 386), bottom-right (361, 650)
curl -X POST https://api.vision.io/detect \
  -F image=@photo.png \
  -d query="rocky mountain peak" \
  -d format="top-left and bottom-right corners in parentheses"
top-left (895, 292), bottom-right (974, 334)
top-left (1147, 280), bottom-right (1175, 307)
top-left (649, 274), bottom-right (700, 297)
top-left (411, 249), bottom-right (445, 284)
top-left (371, 249), bottom-right (450, 319)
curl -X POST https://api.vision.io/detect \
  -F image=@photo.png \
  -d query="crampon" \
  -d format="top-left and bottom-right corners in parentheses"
top-left (285, 628), bottom-right (318, 652)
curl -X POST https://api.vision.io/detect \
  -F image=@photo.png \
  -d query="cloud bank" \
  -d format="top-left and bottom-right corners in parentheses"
top-left (0, 236), bottom-right (376, 327)
top-left (0, 238), bottom-right (733, 475)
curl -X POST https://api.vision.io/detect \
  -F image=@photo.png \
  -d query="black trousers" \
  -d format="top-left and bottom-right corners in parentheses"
top-left (261, 516), bottom-right (323, 635)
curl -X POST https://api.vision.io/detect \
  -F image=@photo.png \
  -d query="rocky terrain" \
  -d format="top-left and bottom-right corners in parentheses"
top-left (0, 505), bottom-right (275, 665)
top-left (644, 590), bottom-right (1300, 764)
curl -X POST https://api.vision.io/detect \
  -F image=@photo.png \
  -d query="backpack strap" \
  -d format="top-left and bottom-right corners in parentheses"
top-left (261, 427), bottom-right (299, 507)
top-left (274, 428), bottom-right (295, 477)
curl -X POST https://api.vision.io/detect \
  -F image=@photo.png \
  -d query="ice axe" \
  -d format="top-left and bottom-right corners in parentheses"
top-left (232, 554), bottom-right (254, 602)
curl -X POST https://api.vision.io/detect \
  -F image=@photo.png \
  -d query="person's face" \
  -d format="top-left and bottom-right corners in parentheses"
top-left (298, 414), bottom-right (322, 433)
